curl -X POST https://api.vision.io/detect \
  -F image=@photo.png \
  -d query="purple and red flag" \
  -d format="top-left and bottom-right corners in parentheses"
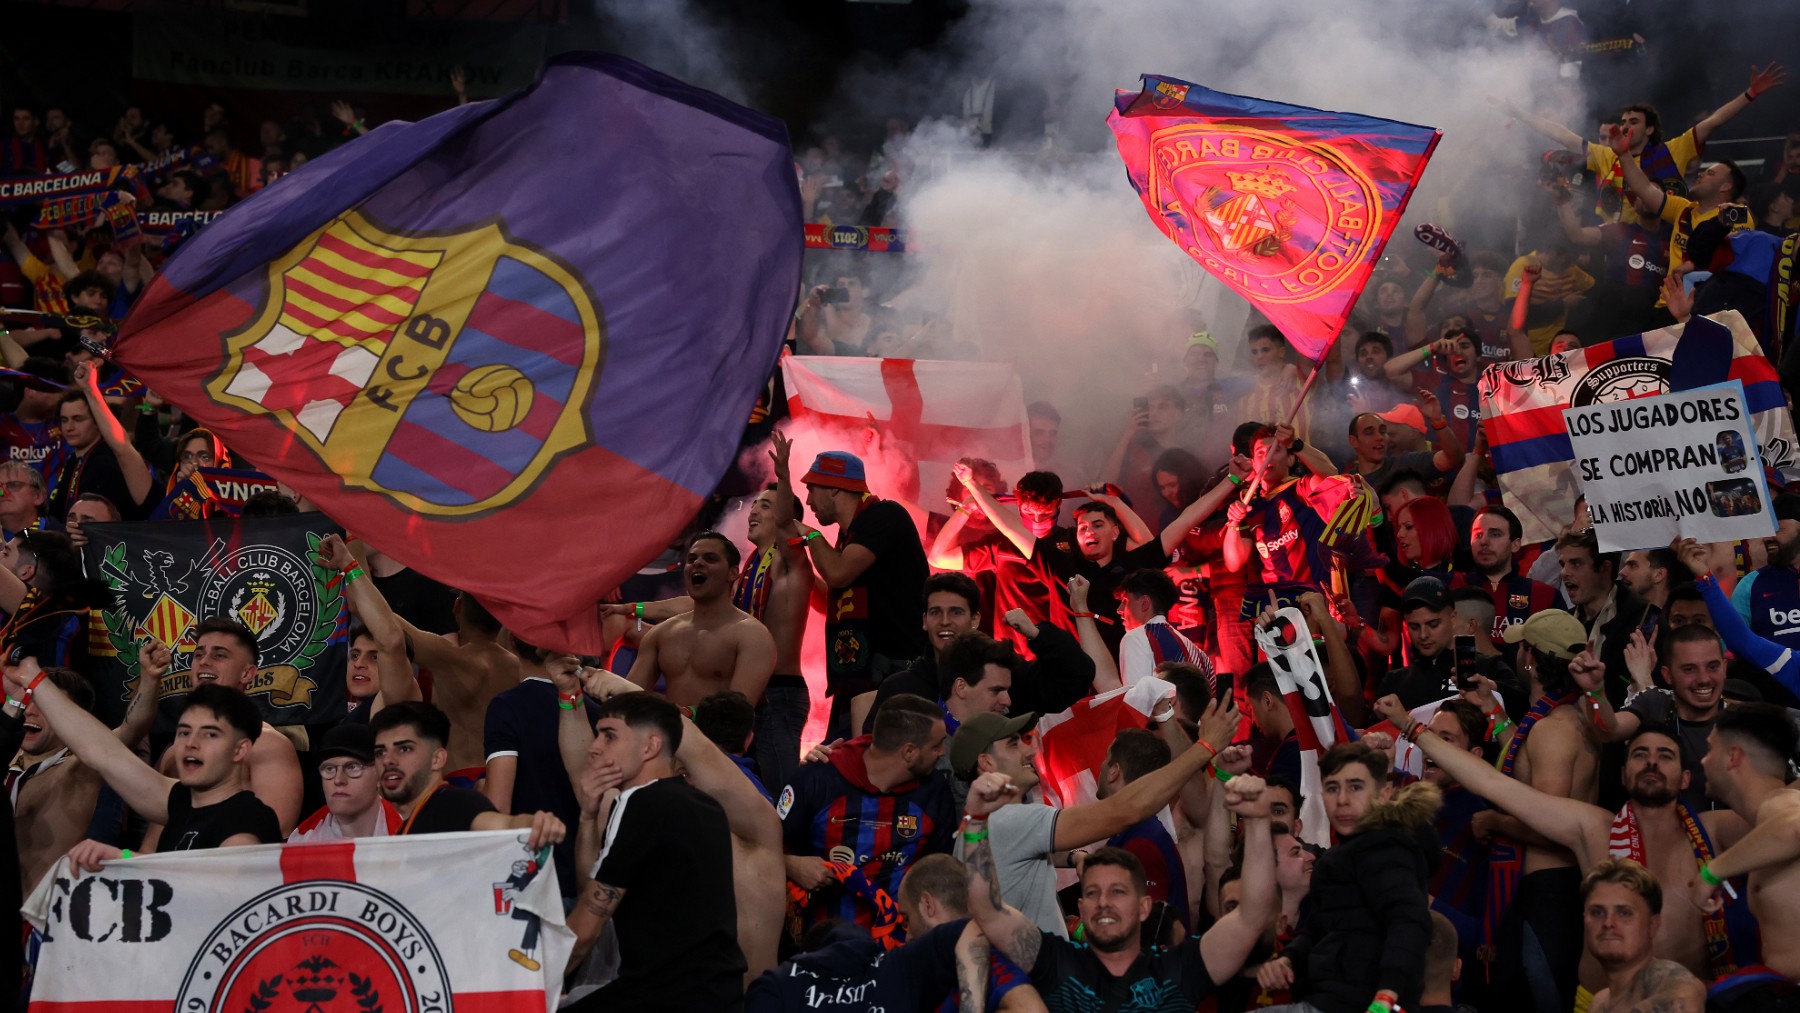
top-left (1108, 76), bottom-right (1440, 363)
top-left (113, 53), bottom-right (803, 651)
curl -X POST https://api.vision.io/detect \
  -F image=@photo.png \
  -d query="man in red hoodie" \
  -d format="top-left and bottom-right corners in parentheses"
top-left (777, 693), bottom-right (955, 943)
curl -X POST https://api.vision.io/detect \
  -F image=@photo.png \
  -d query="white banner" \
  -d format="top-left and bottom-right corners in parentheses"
top-left (1565, 380), bottom-right (1776, 552)
top-left (25, 831), bottom-right (573, 1012)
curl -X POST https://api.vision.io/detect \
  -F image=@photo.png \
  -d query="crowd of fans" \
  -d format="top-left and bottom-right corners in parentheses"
top-left (2, 9), bottom-right (1800, 1013)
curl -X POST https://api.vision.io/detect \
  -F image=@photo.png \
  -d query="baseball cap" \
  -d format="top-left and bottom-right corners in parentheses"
top-left (949, 711), bottom-right (1037, 781)
top-left (1400, 576), bottom-right (1450, 613)
top-left (801, 450), bottom-right (869, 494)
top-left (1502, 609), bottom-right (1587, 660)
top-left (317, 723), bottom-right (376, 763)
top-left (1187, 330), bottom-right (1218, 353)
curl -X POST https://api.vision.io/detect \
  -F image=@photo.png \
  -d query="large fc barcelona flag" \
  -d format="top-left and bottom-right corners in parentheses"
top-left (1109, 76), bottom-right (1439, 362)
top-left (114, 54), bottom-right (803, 651)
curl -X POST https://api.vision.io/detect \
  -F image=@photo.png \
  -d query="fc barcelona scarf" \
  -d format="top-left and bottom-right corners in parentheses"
top-left (1610, 800), bottom-right (1757, 977)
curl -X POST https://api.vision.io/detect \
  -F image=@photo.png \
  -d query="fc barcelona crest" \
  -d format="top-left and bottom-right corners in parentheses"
top-left (207, 211), bottom-right (606, 517)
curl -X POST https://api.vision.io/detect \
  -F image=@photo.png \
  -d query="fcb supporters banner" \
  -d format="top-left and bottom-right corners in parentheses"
top-left (81, 513), bottom-right (348, 728)
top-left (1565, 382), bottom-right (1776, 552)
top-left (25, 831), bottom-right (574, 1012)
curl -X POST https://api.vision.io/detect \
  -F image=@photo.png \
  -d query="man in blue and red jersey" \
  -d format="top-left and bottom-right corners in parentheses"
top-left (1457, 505), bottom-right (1559, 648)
top-left (1095, 728), bottom-right (1191, 928)
top-left (1223, 424), bottom-right (1365, 592)
top-left (777, 692), bottom-right (955, 943)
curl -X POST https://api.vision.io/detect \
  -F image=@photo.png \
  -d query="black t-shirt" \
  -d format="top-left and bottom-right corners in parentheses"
top-left (1039, 537), bottom-right (1171, 652)
top-left (828, 498), bottom-right (930, 670)
top-left (162, 784), bottom-right (282, 851)
top-left (1028, 933), bottom-right (1219, 1012)
top-left (49, 442), bottom-right (148, 521)
top-left (593, 777), bottom-right (745, 1010)
top-left (484, 678), bottom-right (599, 890)
top-left (398, 785), bottom-right (496, 835)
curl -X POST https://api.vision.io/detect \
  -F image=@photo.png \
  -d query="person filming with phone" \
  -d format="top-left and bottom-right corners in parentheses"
top-left (1377, 576), bottom-right (1524, 713)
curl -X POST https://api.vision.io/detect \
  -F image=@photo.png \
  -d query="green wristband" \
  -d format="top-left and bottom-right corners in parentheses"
top-left (962, 827), bottom-right (989, 844)
top-left (119, 849), bottom-right (132, 859)
top-left (1700, 864), bottom-right (1723, 887)
top-left (1210, 765), bottom-right (1234, 783)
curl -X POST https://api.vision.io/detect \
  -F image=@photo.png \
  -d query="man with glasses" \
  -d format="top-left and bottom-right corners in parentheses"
top-left (289, 724), bottom-right (401, 842)
top-left (0, 461), bottom-right (48, 539)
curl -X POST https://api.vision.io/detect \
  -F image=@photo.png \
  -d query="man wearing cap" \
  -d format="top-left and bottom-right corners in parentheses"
top-left (795, 449), bottom-right (929, 739)
top-left (1732, 491), bottom-right (1800, 653)
top-left (289, 724), bottom-right (402, 842)
top-left (948, 697), bottom-right (1239, 936)
top-left (1377, 576), bottom-right (1521, 712)
top-left (1341, 392), bottom-right (1464, 491)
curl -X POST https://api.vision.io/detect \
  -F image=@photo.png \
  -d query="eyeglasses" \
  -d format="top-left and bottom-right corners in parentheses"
top-left (0, 481), bottom-right (32, 492)
top-left (318, 761), bottom-right (369, 780)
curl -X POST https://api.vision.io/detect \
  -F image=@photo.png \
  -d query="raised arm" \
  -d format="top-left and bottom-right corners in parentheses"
top-left (115, 640), bottom-right (167, 747)
top-left (1569, 648), bottom-right (1641, 742)
top-left (1066, 576), bottom-right (1122, 694)
top-left (1694, 64), bottom-right (1787, 145)
top-left (75, 361), bottom-right (153, 508)
top-left (1088, 486), bottom-right (1154, 549)
top-left (1200, 777), bottom-right (1277, 985)
top-left (1608, 126), bottom-right (1668, 218)
top-left (1299, 592), bottom-right (1366, 726)
top-left (1052, 698), bottom-right (1236, 849)
top-left (6, 660), bottom-right (173, 820)
top-left (1418, 390), bottom-right (1465, 476)
top-left (1385, 335), bottom-right (1440, 382)
top-left (317, 536), bottom-right (420, 710)
top-left (963, 772), bottom-right (1044, 971)
top-left (1698, 574), bottom-right (1799, 692)
top-left (956, 462), bottom-right (1037, 557)
top-left (1161, 472), bottom-right (1241, 556)
top-left (1403, 272), bottom-right (1442, 350)
top-left (677, 710), bottom-right (782, 850)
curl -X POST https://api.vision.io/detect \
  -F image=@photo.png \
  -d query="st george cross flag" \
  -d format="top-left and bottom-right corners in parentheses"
top-left (1479, 311), bottom-right (1800, 545)
top-left (1253, 607), bottom-right (1351, 848)
top-left (1035, 677), bottom-right (1176, 810)
top-left (781, 355), bottom-right (1033, 491)
top-left (25, 831), bottom-right (574, 1012)
top-left (112, 54), bottom-right (803, 653)
top-left (1108, 77), bottom-right (1439, 362)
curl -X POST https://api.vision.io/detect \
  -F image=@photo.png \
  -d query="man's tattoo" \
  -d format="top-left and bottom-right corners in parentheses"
top-left (584, 880), bottom-right (626, 920)
top-left (955, 931), bottom-right (989, 1013)
top-left (1009, 923), bottom-right (1042, 970)
top-left (969, 834), bottom-right (1004, 911)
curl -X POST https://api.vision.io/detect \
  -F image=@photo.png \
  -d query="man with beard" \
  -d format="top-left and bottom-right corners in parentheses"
top-left (369, 700), bottom-right (565, 849)
top-left (625, 532), bottom-right (776, 708)
top-left (1582, 860), bottom-right (1707, 1013)
top-left (1586, 626), bottom-right (1730, 807)
top-left (1732, 492), bottom-right (1800, 652)
top-left (137, 619), bottom-right (303, 838)
top-left (7, 654), bottom-right (160, 895)
top-left (1457, 505), bottom-right (1559, 645)
top-left (1390, 710), bottom-right (1753, 984)
top-left (1618, 548), bottom-right (1682, 616)
top-left (964, 767), bottom-right (1277, 1013)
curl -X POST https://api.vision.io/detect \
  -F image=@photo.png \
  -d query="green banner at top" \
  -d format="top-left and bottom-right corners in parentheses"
top-left (132, 12), bottom-right (548, 97)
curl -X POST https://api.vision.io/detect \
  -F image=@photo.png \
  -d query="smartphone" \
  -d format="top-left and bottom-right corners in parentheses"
top-left (1453, 635), bottom-right (1478, 689)
top-left (1213, 670), bottom-right (1235, 705)
top-left (818, 286), bottom-right (852, 305)
top-left (1132, 396), bottom-right (1149, 415)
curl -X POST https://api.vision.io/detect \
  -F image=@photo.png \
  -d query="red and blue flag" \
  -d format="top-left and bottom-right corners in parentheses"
top-left (1480, 311), bottom-right (1800, 544)
top-left (1108, 76), bottom-right (1439, 363)
top-left (113, 54), bottom-right (803, 651)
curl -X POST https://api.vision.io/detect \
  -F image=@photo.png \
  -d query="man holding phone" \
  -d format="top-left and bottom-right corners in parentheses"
top-left (1377, 577), bottom-right (1523, 712)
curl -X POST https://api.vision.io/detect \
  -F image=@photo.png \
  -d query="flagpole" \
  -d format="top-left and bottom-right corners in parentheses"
top-left (1242, 353), bottom-right (1332, 502)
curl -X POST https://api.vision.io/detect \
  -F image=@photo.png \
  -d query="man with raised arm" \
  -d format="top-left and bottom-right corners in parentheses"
top-left (963, 766), bottom-right (1275, 1012)
top-left (316, 535), bottom-right (421, 723)
top-left (10, 660), bottom-right (283, 866)
top-left (1384, 694), bottom-right (1753, 982)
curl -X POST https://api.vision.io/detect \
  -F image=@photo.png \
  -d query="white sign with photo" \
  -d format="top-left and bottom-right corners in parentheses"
top-left (1564, 381), bottom-right (1776, 552)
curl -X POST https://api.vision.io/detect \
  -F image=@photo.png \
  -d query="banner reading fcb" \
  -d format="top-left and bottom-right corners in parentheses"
top-left (113, 53), bottom-right (803, 653)
top-left (25, 831), bottom-right (573, 1012)
top-left (80, 514), bottom-right (348, 728)
top-left (1108, 76), bottom-right (1440, 361)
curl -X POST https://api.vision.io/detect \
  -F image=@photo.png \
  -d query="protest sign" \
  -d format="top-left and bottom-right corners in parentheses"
top-left (1565, 380), bottom-right (1775, 551)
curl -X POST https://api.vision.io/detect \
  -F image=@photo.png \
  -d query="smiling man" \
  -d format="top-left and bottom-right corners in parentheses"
top-left (626, 531), bottom-right (776, 708)
top-left (1587, 625), bottom-right (1730, 807)
top-left (140, 618), bottom-right (302, 838)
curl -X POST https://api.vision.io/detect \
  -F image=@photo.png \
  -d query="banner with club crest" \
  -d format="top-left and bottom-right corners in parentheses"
top-left (80, 513), bottom-right (348, 728)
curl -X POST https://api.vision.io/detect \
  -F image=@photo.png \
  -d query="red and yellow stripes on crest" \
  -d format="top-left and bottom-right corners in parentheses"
top-left (277, 222), bottom-right (442, 351)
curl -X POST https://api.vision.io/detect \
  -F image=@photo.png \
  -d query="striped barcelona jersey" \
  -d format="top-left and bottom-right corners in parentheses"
top-left (1247, 475), bottom-right (1364, 587)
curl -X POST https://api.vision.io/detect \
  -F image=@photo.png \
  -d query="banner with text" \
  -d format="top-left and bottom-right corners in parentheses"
top-left (25, 831), bottom-right (573, 1012)
top-left (1566, 381), bottom-right (1776, 551)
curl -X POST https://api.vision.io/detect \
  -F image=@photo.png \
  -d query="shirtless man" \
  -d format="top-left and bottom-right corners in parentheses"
top-left (1582, 860), bottom-right (1706, 1013)
top-left (624, 531), bottom-right (776, 710)
top-left (1690, 704), bottom-right (1800, 990)
top-left (339, 542), bottom-right (519, 786)
top-left (607, 432), bottom-right (811, 789)
top-left (143, 619), bottom-right (303, 839)
top-left (9, 650), bottom-right (159, 896)
top-left (1487, 610), bottom-right (1602, 1013)
top-left (317, 536), bottom-right (422, 724)
top-left (572, 667), bottom-right (784, 983)
top-left (1387, 703), bottom-right (1750, 983)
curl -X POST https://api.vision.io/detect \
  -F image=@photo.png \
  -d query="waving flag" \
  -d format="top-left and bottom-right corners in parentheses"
top-left (113, 54), bottom-right (803, 652)
top-left (1254, 607), bottom-right (1353, 848)
top-left (1035, 677), bottom-right (1178, 809)
top-left (1108, 77), bottom-right (1439, 362)
top-left (26, 831), bottom-right (572, 1011)
top-left (1479, 311), bottom-right (1800, 545)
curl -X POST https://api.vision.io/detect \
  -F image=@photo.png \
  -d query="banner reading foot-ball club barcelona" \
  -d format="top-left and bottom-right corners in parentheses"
top-left (114, 53), bottom-right (804, 653)
top-left (1108, 76), bottom-right (1440, 362)
top-left (81, 513), bottom-right (348, 729)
